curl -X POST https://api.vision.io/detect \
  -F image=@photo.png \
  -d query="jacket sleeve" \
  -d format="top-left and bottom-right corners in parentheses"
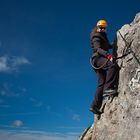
top-left (92, 38), bottom-right (108, 57)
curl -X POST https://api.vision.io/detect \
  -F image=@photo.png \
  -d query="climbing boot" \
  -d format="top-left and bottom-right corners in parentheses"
top-left (103, 88), bottom-right (117, 97)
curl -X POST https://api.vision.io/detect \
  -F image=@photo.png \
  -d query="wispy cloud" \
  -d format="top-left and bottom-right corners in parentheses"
top-left (0, 130), bottom-right (79, 140)
top-left (0, 98), bottom-right (10, 108)
top-left (0, 112), bottom-right (39, 117)
top-left (36, 102), bottom-right (43, 107)
top-left (0, 99), bottom-right (4, 104)
top-left (12, 120), bottom-right (23, 128)
top-left (0, 83), bottom-right (27, 97)
top-left (0, 55), bottom-right (30, 73)
top-left (0, 124), bottom-right (27, 130)
top-left (45, 105), bottom-right (62, 117)
top-left (11, 56), bottom-right (30, 66)
top-left (0, 105), bottom-right (11, 108)
top-left (57, 126), bottom-right (84, 130)
top-left (0, 99), bottom-right (10, 108)
top-left (0, 120), bottom-right (25, 129)
top-left (72, 114), bottom-right (80, 121)
top-left (0, 89), bottom-right (20, 97)
top-left (30, 97), bottom-right (43, 107)
top-left (46, 105), bottom-right (51, 112)
top-left (65, 107), bottom-right (81, 121)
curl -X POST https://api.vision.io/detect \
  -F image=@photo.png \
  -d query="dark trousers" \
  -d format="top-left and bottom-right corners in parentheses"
top-left (91, 57), bottom-right (119, 109)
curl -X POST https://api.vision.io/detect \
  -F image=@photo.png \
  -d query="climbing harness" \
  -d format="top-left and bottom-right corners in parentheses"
top-left (90, 33), bottom-right (110, 70)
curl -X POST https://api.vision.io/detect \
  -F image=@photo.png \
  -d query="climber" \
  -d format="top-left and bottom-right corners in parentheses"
top-left (89, 20), bottom-right (119, 114)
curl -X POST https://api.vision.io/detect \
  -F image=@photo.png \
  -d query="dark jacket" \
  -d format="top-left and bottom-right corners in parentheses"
top-left (90, 32), bottom-right (112, 58)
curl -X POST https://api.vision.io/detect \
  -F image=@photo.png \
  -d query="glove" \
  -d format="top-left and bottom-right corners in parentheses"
top-left (107, 54), bottom-right (113, 61)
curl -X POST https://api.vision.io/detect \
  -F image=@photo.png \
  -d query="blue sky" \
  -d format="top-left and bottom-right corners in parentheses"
top-left (0, 0), bottom-right (139, 139)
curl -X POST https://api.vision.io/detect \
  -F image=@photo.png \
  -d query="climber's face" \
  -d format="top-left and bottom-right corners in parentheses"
top-left (97, 26), bottom-right (107, 33)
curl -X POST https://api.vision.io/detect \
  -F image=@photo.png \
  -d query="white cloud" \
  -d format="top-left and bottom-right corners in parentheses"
top-left (0, 55), bottom-right (30, 73)
top-left (12, 56), bottom-right (30, 66)
top-left (0, 56), bottom-right (9, 72)
top-left (12, 120), bottom-right (23, 128)
top-left (0, 130), bottom-right (79, 140)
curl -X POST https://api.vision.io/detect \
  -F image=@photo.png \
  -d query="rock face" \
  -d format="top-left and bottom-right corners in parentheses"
top-left (79, 13), bottom-right (140, 140)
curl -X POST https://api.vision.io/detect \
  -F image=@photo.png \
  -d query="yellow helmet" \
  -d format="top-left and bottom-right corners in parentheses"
top-left (96, 20), bottom-right (108, 27)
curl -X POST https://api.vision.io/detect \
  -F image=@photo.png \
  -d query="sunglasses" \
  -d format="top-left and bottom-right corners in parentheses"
top-left (98, 26), bottom-right (107, 30)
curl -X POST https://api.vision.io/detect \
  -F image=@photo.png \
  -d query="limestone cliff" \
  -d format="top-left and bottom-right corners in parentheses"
top-left (79, 13), bottom-right (140, 140)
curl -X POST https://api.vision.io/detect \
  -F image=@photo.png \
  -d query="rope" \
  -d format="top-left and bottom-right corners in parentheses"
top-left (90, 57), bottom-right (109, 70)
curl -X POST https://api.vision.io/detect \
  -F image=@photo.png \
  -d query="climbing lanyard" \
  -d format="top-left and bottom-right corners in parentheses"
top-left (118, 31), bottom-right (140, 66)
top-left (90, 31), bottom-right (139, 70)
top-left (117, 31), bottom-right (132, 59)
